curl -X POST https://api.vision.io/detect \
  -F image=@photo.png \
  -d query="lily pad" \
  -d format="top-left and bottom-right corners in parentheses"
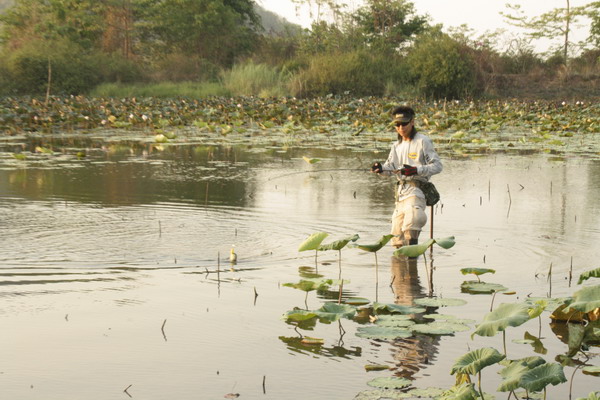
top-left (438, 383), bottom-right (479, 400)
top-left (461, 281), bottom-right (508, 294)
top-left (345, 297), bottom-right (371, 306)
top-left (374, 315), bottom-right (416, 328)
top-left (354, 389), bottom-right (412, 399)
top-left (313, 302), bottom-right (356, 322)
top-left (582, 366), bottom-right (600, 376)
top-left (373, 302), bottom-right (426, 314)
top-left (460, 268), bottom-right (496, 276)
top-left (367, 377), bottom-right (412, 389)
top-left (423, 314), bottom-right (476, 325)
top-left (412, 321), bottom-right (471, 335)
top-left (283, 309), bottom-right (318, 322)
top-left (356, 326), bottom-right (413, 340)
top-left (364, 364), bottom-right (391, 371)
top-left (414, 297), bottom-right (467, 307)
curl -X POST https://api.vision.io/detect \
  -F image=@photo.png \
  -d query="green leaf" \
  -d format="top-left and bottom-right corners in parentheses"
top-left (434, 236), bottom-right (457, 249)
top-left (302, 156), bottom-right (320, 164)
top-left (355, 234), bottom-right (394, 252)
top-left (414, 297), bottom-right (467, 307)
top-left (527, 299), bottom-right (548, 319)
top-left (412, 321), bottom-right (471, 335)
top-left (364, 364), bottom-right (391, 372)
top-left (374, 315), bottom-right (415, 328)
top-left (356, 326), bottom-right (413, 339)
top-left (520, 363), bottom-right (567, 393)
top-left (345, 297), bottom-right (370, 306)
top-left (393, 238), bottom-right (435, 257)
top-left (367, 377), bottom-right (412, 389)
top-left (461, 281), bottom-right (508, 294)
top-left (473, 303), bottom-right (531, 338)
top-left (298, 232), bottom-right (329, 252)
top-left (460, 268), bottom-right (496, 276)
top-left (283, 309), bottom-right (317, 322)
top-left (569, 285), bottom-right (600, 313)
top-left (578, 268), bottom-right (600, 284)
top-left (438, 383), bottom-right (479, 400)
top-left (575, 392), bottom-right (600, 400)
top-left (318, 234), bottom-right (359, 251)
top-left (582, 366), bottom-right (600, 376)
top-left (450, 347), bottom-right (505, 376)
top-left (497, 361), bottom-right (531, 392)
top-left (282, 279), bottom-right (332, 292)
top-left (313, 302), bottom-right (356, 322)
top-left (373, 302), bottom-right (426, 314)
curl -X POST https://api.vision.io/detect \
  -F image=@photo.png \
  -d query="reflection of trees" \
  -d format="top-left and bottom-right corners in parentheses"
top-left (388, 256), bottom-right (439, 380)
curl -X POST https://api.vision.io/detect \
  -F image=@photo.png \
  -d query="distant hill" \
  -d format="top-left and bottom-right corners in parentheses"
top-left (255, 4), bottom-right (303, 35)
top-left (0, 0), bottom-right (13, 12)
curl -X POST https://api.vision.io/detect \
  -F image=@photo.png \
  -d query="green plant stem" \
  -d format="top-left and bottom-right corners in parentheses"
top-left (503, 330), bottom-right (507, 356)
top-left (478, 371), bottom-right (483, 399)
top-left (305, 291), bottom-right (309, 310)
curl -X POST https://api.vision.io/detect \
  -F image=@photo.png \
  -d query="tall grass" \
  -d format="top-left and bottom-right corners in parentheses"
top-left (221, 62), bottom-right (292, 97)
top-left (90, 81), bottom-right (230, 98)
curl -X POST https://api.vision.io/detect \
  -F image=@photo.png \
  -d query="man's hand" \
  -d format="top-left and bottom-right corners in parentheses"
top-left (371, 162), bottom-right (383, 173)
top-left (400, 164), bottom-right (418, 176)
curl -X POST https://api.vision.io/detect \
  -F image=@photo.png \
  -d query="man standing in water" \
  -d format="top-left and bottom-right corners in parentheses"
top-left (371, 106), bottom-right (442, 248)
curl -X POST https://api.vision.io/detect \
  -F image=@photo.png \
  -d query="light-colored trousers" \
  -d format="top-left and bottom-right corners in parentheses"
top-left (391, 195), bottom-right (427, 247)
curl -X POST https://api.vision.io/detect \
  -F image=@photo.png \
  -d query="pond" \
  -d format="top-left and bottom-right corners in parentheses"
top-left (0, 130), bottom-right (599, 400)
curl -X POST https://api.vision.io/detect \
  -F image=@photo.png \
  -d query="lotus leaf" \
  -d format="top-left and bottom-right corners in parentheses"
top-left (364, 364), bottom-right (390, 371)
top-left (298, 232), bottom-right (329, 252)
top-left (345, 297), bottom-right (370, 306)
top-left (519, 363), bottom-right (566, 393)
top-left (355, 326), bottom-right (413, 340)
top-left (473, 303), bottom-right (530, 338)
top-left (373, 302), bottom-right (426, 314)
top-left (313, 302), bottom-right (356, 322)
top-left (550, 302), bottom-right (586, 322)
top-left (569, 285), bottom-right (600, 313)
top-left (393, 239), bottom-right (434, 258)
top-left (582, 366), bottom-right (600, 376)
top-left (283, 279), bottom-right (332, 292)
top-left (497, 360), bottom-right (532, 392)
top-left (578, 268), bottom-right (600, 284)
top-left (528, 299), bottom-right (548, 319)
top-left (354, 234), bottom-right (394, 252)
top-left (434, 236), bottom-right (457, 249)
top-left (500, 356), bottom-right (546, 369)
top-left (302, 156), bottom-right (320, 164)
top-left (413, 297), bottom-right (467, 307)
top-left (406, 387), bottom-right (445, 398)
top-left (460, 268), bottom-right (496, 276)
top-left (575, 392), bottom-right (600, 400)
top-left (450, 347), bottom-right (505, 376)
top-left (523, 332), bottom-right (548, 355)
top-left (367, 377), bottom-right (412, 389)
top-left (301, 336), bottom-right (324, 345)
top-left (374, 315), bottom-right (415, 328)
top-left (412, 321), bottom-right (470, 335)
top-left (461, 281), bottom-right (508, 294)
top-left (423, 314), bottom-right (476, 325)
top-left (437, 383), bottom-right (478, 400)
top-left (318, 234), bottom-right (359, 251)
top-left (354, 389), bottom-right (412, 399)
top-left (283, 309), bottom-right (318, 322)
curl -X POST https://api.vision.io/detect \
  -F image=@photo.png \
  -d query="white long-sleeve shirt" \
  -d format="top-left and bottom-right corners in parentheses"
top-left (380, 132), bottom-right (443, 202)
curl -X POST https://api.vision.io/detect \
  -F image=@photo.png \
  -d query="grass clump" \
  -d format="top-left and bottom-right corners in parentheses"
top-left (90, 81), bottom-right (230, 98)
top-left (220, 61), bottom-right (292, 97)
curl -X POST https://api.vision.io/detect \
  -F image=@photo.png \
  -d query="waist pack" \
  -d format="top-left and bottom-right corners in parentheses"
top-left (417, 180), bottom-right (440, 206)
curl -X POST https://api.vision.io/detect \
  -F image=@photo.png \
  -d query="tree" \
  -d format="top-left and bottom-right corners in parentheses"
top-left (501, 1), bottom-right (588, 64)
top-left (350, 0), bottom-right (429, 52)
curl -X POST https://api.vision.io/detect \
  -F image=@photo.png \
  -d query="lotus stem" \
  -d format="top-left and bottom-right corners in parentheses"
top-left (338, 250), bottom-right (342, 280)
top-left (478, 371), bottom-right (483, 399)
top-left (490, 290), bottom-right (498, 311)
top-left (305, 291), bottom-right (309, 310)
top-left (374, 252), bottom-right (379, 302)
top-left (503, 330), bottom-right (507, 356)
top-left (569, 364), bottom-right (582, 400)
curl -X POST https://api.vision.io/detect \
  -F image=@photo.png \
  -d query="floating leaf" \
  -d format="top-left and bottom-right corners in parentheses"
top-left (374, 315), bottom-right (415, 328)
top-left (461, 281), bottom-right (508, 294)
top-left (373, 302), bottom-right (426, 314)
top-left (298, 232), bottom-right (329, 252)
top-left (423, 314), bottom-right (476, 325)
top-left (318, 234), bottom-right (359, 251)
top-left (302, 156), bottom-right (320, 164)
top-left (473, 303), bottom-right (530, 338)
top-left (301, 336), bottom-right (324, 345)
top-left (364, 364), bottom-right (391, 372)
top-left (313, 302), bottom-right (356, 322)
top-left (283, 309), bottom-right (317, 322)
top-left (367, 376), bottom-right (412, 389)
top-left (407, 387), bottom-right (445, 398)
top-left (283, 279), bottom-right (333, 292)
top-left (412, 321), bottom-right (471, 335)
top-left (356, 326), bottom-right (413, 339)
top-left (450, 347), bottom-right (505, 376)
top-left (578, 268), bottom-right (600, 284)
top-left (354, 389), bottom-right (411, 400)
top-left (345, 297), bottom-right (370, 306)
top-left (520, 363), bottom-right (567, 393)
top-left (569, 285), bottom-right (600, 313)
top-left (582, 366), bottom-right (600, 376)
top-left (414, 297), bottom-right (467, 307)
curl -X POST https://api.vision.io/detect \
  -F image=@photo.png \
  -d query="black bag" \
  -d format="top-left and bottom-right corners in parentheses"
top-left (418, 180), bottom-right (440, 206)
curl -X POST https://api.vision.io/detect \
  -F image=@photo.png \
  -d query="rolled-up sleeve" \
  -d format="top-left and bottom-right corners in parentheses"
top-left (418, 137), bottom-right (442, 178)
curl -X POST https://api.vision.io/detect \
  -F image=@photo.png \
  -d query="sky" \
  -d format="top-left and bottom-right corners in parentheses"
top-left (256, 0), bottom-right (594, 53)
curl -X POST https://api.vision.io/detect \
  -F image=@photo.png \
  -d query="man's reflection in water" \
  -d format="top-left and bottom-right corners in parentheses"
top-left (389, 255), bottom-right (439, 379)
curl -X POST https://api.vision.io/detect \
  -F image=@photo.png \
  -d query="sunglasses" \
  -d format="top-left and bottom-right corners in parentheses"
top-left (394, 120), bottom-right (412, 127)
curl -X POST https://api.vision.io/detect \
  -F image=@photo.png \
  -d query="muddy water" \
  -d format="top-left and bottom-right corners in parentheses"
top-left (0, 141), bottom-right (599, 399)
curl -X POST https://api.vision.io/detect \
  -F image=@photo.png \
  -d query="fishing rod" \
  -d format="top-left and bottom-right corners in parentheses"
top-left (267, 168), bottom-right (369, 181)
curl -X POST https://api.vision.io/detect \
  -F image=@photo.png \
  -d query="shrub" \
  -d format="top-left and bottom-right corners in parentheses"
top-left (290, 50), bottom-right (406, 97)
top-left (151, 53), bottom-right (220, 82)
top-left (407, 32), bottom-right (481, 99)
top-left (221, 61), bottom-right (292, 97)
top-left (90, 81), bottom-right (230, 98)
